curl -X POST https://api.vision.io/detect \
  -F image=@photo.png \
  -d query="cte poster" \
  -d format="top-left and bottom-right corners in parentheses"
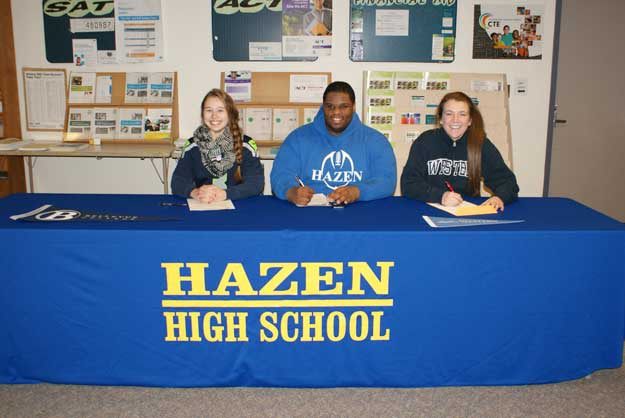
top-left (349, 0), bottom-right (457, 63)
top-left (472, 4), bottom-right (544, 60)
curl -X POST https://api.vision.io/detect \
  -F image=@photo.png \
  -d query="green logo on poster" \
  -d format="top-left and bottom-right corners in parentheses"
top-left (43, 0), bottom-right (114, 18)
top-left (213, 0), bottom-right (282, 15)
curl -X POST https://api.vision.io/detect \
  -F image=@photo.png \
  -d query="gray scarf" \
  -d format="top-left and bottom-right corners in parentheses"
top-left (193, 125), bottom-right (235, 178)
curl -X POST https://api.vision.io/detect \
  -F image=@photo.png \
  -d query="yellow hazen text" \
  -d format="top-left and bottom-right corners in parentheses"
top-left (161, 261), bottom-right (395, 297)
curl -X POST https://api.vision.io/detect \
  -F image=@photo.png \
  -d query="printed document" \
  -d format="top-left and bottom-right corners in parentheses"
top-left (296, 193), bottom-right (330, 207)
top-left (187, 199), bottom-right (235, 211)
top-left (427, 201), bottom-right (497, 216)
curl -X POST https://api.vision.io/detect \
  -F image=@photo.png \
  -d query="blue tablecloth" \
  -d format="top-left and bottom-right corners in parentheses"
top-left (1, 194), bottom-right (624, 387)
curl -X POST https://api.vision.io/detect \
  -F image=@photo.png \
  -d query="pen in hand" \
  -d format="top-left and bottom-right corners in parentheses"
top-left (295, 176), bottom-right (306, 188)
top-left (442, 180), bottom-right (463, 207)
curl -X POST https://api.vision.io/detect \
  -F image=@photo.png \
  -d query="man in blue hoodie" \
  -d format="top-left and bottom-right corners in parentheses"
top-left (271, 81), bottom-right (397, 206)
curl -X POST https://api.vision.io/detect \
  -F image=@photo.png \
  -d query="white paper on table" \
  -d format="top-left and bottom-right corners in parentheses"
top-left (427, 201), bottom-right (497, 217)
top-left (187, 199), bottom-right (235, 211)
top-left (296, 193), bottom-right (330, 207)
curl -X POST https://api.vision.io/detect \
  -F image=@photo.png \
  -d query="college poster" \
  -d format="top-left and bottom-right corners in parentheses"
top-left (212, 0), bottom-right (324, 61)
top-left (42, 0), bottom-right (164, 64)
top-left (42, 0), bottom-right (116, 63)
top-left (473, 4), bottom-right (544, 60)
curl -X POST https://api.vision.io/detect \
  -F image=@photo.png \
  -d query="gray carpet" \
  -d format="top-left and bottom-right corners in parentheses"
top-left (2, 362), bottom-right (625, 418)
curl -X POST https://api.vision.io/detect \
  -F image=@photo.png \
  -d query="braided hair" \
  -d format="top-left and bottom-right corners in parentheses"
top-left (201, 88), bottom-right (244, 182)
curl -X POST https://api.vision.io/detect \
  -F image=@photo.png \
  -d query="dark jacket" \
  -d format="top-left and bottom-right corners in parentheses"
top-left (401, 128), bottom-right (519, 203)
top-left (171, 135), bottom-right (264, 200)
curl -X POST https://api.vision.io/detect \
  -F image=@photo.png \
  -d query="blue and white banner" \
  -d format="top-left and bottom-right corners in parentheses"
top-left (10, 204), bottom-right (178, 222)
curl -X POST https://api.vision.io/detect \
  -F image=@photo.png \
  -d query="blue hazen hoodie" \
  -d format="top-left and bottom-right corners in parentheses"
top-left (271, 107), bottom-right (397, 200)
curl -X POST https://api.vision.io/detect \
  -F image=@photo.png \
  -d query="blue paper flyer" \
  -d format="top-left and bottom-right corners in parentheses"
top-left (423, 215), bottom-right (524, 228)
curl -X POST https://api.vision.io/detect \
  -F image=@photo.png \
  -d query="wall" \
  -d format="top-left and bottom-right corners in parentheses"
top-left (11, 0), bottom-right (556, 196)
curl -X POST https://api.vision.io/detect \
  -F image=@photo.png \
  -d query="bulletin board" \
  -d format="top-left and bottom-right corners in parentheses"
top-left (211, 0), bottom-right (323, 61)
top-left (362, 71), bottom-right (512, 193)
top-left (349, 0), bottom-right (457, 62)
top-left (42, 0), bottom-right (116, 63)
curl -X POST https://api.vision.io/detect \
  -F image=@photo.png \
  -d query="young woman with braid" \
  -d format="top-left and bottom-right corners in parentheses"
top-left (400, 91), bottom-right (519, 211)
top-left (171, 89), bottom-right (264, 202)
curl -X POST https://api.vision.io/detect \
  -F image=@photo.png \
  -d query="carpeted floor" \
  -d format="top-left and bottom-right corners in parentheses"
top-left (2, 361), bottom-right (625, 417)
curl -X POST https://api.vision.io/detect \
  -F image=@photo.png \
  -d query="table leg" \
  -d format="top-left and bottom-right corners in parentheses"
top-left (26, 156), bottom-right (34, 193)
top-left (163, 157), bottom-right (169, 194)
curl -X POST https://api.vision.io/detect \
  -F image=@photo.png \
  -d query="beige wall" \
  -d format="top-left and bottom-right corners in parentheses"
top-left (12, 0), bottom-right (556, 196)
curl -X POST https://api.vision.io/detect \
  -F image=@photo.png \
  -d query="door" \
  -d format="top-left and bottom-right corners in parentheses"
top-left (546, 0), bottom-right (625, 221)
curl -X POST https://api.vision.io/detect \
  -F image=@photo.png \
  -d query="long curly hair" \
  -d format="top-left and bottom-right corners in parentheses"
top-left (436, 91), bottom-right (486, 196)
top-left (201, 88), bottom-right (243, 182)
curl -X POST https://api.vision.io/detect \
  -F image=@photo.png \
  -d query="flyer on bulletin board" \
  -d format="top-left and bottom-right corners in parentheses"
top-left (282, 0), bottom-right (333, 58)
top-left (473, 4), bottom-right (544, 59)
top-left (115, 0), bottom-right (164, 63)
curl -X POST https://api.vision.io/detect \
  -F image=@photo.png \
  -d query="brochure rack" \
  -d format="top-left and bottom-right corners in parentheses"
top-left (64, 71), bottom-right (179, 144)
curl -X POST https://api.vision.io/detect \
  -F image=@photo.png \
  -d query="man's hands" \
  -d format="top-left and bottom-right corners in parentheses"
top-left (190, 185), bottom-right (227, 204)
top-left (328, 186), bottom-right (360, 206)
top-left (287, 186), bottom-right (314, 206)
top-left (287, 185), bottom-right (361, 206)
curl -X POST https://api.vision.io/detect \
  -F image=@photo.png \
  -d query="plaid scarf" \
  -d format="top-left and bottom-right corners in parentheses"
top-left (193, 125), bottom-right (235, 178)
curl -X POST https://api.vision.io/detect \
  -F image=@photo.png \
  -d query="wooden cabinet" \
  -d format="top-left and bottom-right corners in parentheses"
top-left (0, 0), bottom-right (26, 196)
